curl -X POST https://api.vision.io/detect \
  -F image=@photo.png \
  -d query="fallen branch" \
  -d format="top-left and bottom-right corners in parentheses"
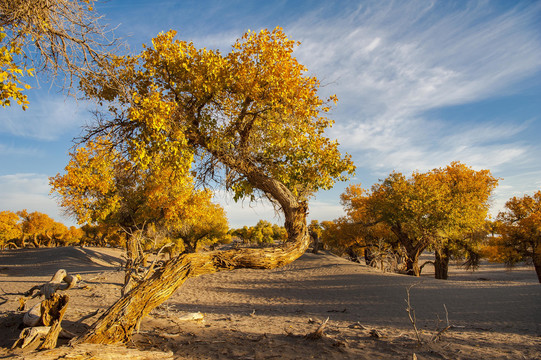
top-left (11, 326), bottom-right (51, 349)
top-left (38, 294), bottom-right (70, 349)
top-left (23, 269), bottom-right (81, 300)
top-left (8, 344), bottom-right (175, 360)
top-left (13, 294), bottom-right (70, 350)
top-left (177, 312), bottom-right (204, 321)
top-left (12, 270), bottom-right (77, 350)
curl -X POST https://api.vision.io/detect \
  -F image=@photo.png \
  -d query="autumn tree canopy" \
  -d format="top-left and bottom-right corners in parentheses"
top-left (50, 135), bottom-right (215, 293)
top-left (81, 28), bottom-right (353, 202)
top-left (341, 162), bottom-right (498, 278)
top-left (50, 137), bottom-right (206, 231)
top-left (17, 209), bottom-right (56, 248)
top-left (496, 190), bottom-right (541, 283)
top-left (0, 210), bottom-right (21, 249)
top-left (230, 221), bottom-right (288, 245)
top-left (165, 200), bottom-right (230, 254)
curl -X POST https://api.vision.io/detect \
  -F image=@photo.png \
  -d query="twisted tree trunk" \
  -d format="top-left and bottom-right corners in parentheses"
top-left (74, 197), bottom-right (309, 344)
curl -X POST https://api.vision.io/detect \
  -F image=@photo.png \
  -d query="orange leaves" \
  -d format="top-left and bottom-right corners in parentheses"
top-left (50, 134), bottom-right (212, 239)
top-left (228, 27), bottom-right (307, 105)
top-left (496, 190), bottom-right (541, 266)
top-left (371, 163), bottom-right (498, 234)
top-left (343, 162), bottom-right (498, 257)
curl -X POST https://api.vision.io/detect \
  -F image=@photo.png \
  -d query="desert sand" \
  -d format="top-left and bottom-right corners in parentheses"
top-left (0, 246), bottom-right (539, 359)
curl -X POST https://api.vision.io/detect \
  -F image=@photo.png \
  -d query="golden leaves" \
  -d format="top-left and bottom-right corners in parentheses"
top-left (345, 162), bottom-right (498, 247)
top-left (1, 28), bottom-right (34, 110)
top-left (497, 190), bottom-right (541, 255)
top-left (80, 27), bottom-right (354, 205)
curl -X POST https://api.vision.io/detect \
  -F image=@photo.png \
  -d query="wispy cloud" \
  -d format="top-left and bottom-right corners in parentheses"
top-left (0, 94), bottom-right (88, 141)
top-left (281, 1), bottom-right (541, 208)
top-left (205, 1), bottom-right (541, 218)
top-left (0, 173), bottom-right (68, 222)
top-left (0, 143), bottom-right (42, 157)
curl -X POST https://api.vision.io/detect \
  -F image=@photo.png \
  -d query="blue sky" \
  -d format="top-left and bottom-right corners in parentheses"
top-left (1, 0), bottom-right (540, 228)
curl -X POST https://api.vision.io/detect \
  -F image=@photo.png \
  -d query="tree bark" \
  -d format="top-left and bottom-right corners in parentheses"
top-left (391, 226), bottom-right (426, 277)
top-left (311, 233), bottom-right (320, 254)
top-left (74, 200), bottom-right (309, 345)
top-left (404, 254), bottom-right (421, 276)
top-left (38, 294), bottom-right (70, 350)
top-left (401, 240), bottom-right (423, 276)
top-left (533, 242), bottom-right (541, 283)
top-left (434, 247), bottom-right (451, 280)
top-left (18, 234), bottom-right (27, 248)
top-left (32, 234), bottom-right (41, 248)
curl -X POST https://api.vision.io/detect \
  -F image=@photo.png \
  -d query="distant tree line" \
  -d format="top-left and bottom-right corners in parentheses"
top-left (0, 208), bottom-right (232, 255)
top-left (229, 220), bottom-right (288, 245)
top-left (0, 210), bottom-right (83, 249)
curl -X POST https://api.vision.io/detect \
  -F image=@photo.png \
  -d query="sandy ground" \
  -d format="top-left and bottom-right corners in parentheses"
top-left (0, 246), bottom-right (539, 359)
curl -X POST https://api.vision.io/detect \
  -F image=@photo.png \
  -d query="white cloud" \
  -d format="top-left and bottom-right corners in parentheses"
top-left (307, 199), bottom-right (345, 223)
top-left (283, 1), bottom-right (541, 213)
top-left (211, 1), bottom-right (541, 220)
top-left (0, 173), bottom-right (70, 223)
top-left (288, 1), bottom-right (541, 150)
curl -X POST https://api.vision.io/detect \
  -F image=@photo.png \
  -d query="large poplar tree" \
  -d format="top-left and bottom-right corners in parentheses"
top-left (59, 27), bottom-right (354, 344)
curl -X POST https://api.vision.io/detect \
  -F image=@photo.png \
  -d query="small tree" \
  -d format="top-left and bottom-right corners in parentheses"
top-left (0, 210), bottom-right (21, 249)
top-left (61, 226), bottom-right (85, 246)
top-left (50, 137), bottom-right (214, 292)
top-left (167, 201), bottom-right (229, 254)
top-left (427, 162), bottom-right (499, 279)
top-left (308, 220), bottom-right (323, 254)
top-left (43, 221), bottom-right (69, 247)
top-left (339, 184), bottom-right (400, 267)
top-left (496, 191), bottom-right (541, 283)
top-left (17, 210), bottom-right (55, 248)
top-left (342, 162), bottom-right (497, 277)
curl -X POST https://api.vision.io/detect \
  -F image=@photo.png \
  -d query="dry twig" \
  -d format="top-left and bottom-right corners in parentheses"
top-left (405, 284), bottom-right (422, 344)
top-left (305, 317), bottom-right (329, 340)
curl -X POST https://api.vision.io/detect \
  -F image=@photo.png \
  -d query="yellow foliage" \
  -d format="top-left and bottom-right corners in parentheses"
top-left (0, 210), bottom-right (21, 248)
top-left (80, 27), bottom-right (354, 203)
top-left (49, 136), bottom-right (202, 229)
top-left (496, 191), bottom-right (541, 279)
top-left (340, 162), bottom-right (498, 274)
top-left (0, 28), bottom-right (33, 110)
